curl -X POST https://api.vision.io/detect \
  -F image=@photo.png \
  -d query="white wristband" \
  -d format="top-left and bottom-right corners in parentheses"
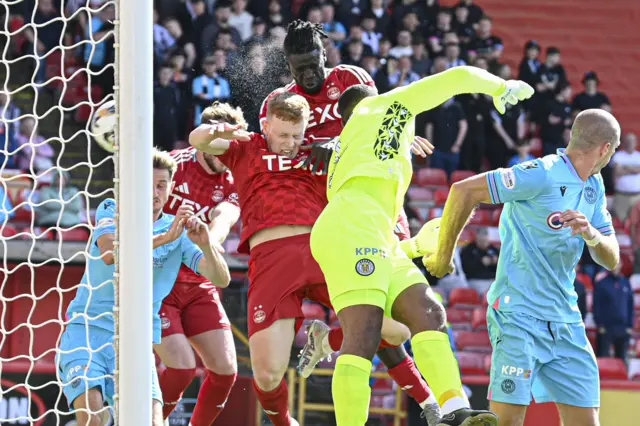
top-left (584, 232), bottom-right (602, 247)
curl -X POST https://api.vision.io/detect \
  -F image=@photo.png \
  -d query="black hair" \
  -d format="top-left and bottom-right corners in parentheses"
top-left (338, 84), bottom-right (377, 122)
top-left (283, 19), bottom-right (329, 56)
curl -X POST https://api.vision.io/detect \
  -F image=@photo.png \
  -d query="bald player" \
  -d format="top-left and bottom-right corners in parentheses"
top-left (426, 109), bottom-right (621, 426)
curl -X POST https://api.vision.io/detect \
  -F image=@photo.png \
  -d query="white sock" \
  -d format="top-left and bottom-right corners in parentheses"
top-left (419, 394), bottom-right (438, 409)
top-left (441, 396), bottom-right (469, 415)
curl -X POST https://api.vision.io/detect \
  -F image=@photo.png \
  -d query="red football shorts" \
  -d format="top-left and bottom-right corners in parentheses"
top-left (160, 281), bottom-right (231, 338)
top-left (247, 233), bottom-right (332, 337)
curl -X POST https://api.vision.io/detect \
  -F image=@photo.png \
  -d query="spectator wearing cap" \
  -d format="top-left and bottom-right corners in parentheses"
top-left (593, 261), bottom-right (634, 361)
top-left (455, 0), bottom-right (484, 26)
top-left (192, 55), bottom-right (231, 126)
top-left (518, 40), bottom-right (542, 90)
top-left (611, 133), bottom-right (640, 221)
top-left (540, 80), bottom-right (573, 156)
top-left (422, 58), bottom-right (468, 178)
top-left (460, 227), bottom-right (499, 296)
top-left (468, 15), bottom-right (503, 64)
top-left (389, 30), bottom-right (413, 59)
top-left (488, 64), bottom-right (526, 168)
top-left (426, 8), bottom-right (454, 57)
top-left (229, 0), bottom-right (253, 41)
top-left (572, 71), bottom-right (612, 117)
top-left (361, 11), bottom-right (382, 54)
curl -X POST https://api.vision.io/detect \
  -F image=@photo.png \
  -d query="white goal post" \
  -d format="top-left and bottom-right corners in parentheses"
top-left (116, 0), bottom-right (153, 425)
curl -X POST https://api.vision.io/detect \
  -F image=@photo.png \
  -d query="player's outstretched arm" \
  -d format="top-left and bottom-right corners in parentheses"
top-left (384, 66), bottom-right (533, 116)
top-left (424, 174), bottom-right (493, 277)
top-left (208, 202), bottom-right (240, 245)
top-left (189, 122), bottom-right (251, 155)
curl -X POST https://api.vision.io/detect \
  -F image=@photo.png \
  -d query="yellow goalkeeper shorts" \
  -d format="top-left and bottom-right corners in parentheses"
top-left (310, 178), bottom-right (427, 316)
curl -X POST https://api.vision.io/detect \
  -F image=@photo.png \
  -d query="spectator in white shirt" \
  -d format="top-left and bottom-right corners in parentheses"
top-left (389, 30), bottom-right (413, 59)
top-left (228, 0), bottom-right (253, 41)
top-left (612, 132), bottom-right (640, 220)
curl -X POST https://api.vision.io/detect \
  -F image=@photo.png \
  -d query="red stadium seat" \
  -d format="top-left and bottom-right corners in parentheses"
top-left (1, 224), bottom-right (18, 237)
top-left (468, 209), bottom-right (492, 226)
top-left (490, 208), bottom-right (502, 226)
top-left (481, 291), bottom-right (490, 307)
top-left (448, 288), bottom-right (480, 309)
top-left (612, 217), bottom-right (625, 232)
top-left (576, 272), bottom-right (593, 291)
top-left (455, 331), bottom-right (492, 353)
top-left (416, 168), bottom-right (448, 187)
top-left (621, 251), bottom-right (634, 277)
top-left (456, 351), bottom-right (485, 375)
top-left (471, 308), bottom-right (488, 330)
top-left (597, 357), bottom-right (628, 380)
top-left (484, 355), bottom-right (492, 373)
top-left (446, 308), bottom-right (473, 330)
top-left (434, 189), bottom-right (450, 206)
top-left (301, 302), bottom-right (326, 321)
top-left (407, 186), bottom-right (433, 202)
top-left (56, 227), bottom-right (90, 242)
top-left (451, 170), bottom-right (475, 184)
top-left (459, 228), bottom-right (476, 245)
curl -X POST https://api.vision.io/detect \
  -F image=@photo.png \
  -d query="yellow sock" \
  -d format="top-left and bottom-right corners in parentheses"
top-left (411, 330), bottom-right (469, 413)
top-left (332, 354), bottom-right (372, 426)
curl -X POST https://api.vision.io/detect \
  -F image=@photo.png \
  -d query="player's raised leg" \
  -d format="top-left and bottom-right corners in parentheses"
top-left (189, 328), bottom-right (237, 425)
top-left (250, 318), bottom-right (298, 426)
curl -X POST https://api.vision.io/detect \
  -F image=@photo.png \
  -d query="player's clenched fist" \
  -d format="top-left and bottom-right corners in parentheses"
top-left (423, 252), bottom-right (455, 278)
top-left (559, 209), bottom-right (596, 239)
top-left (162, 205), bottom-right (193, 245)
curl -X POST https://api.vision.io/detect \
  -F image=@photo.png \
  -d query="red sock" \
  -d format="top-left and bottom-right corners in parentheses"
top-left (190, 370), bottom-right (236, 426)
top-left (387, 355), bottom-right (432, 405)
top-left (328, 326), bottom-right (396, 351)
top-left (253, 378), bottom-right (293, 426)
top-left (328, 326), bottom-right (343, 352)
top-left (158, 367), bottom-right (197, 419)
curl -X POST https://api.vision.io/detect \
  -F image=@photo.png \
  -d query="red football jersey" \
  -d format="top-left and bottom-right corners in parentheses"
top-left (259, 65), bottom-right (375, 140)
top-left (216, 133), bottom-right (326, 254)
top-left (164, 147), bottom-right (240, 283)
top-left (259, 65), bottom-right (412, 240)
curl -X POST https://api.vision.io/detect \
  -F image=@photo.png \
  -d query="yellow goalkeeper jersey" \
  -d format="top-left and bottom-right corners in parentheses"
top-left (327, 66), bottom-right (507, 220)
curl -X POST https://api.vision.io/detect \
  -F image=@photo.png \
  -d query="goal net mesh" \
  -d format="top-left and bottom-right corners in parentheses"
top-left (1, 1), bottom-right (117, 424)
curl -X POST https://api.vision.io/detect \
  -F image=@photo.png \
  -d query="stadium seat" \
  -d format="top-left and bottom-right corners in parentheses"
top-left (455, 331), bottom-right (492, 353)
top-left (617, 233), bottom-right (632, 249)
top-left (490, 208), bottom-right (502, 226)
top-left (612, 217), bottom-right (626, 232)
top-left (597, 357), bottom-right (628, 380)
top-left (416, 168), bottom-right (448, 188)
top-left (620, 251), bottom-right (634, 277)
top-left (434, 189), bottom-right (450, 206)
top-left (448, 288), bottom-right (480, 309)
top-left (471, 307), bottom-right (488, 330)
top-left (446, 307), bottom-right (472, 330)
top-left (450, 170), bottom-right (475, 184)
top-left (456, 351), bottom-right (485, 375)
top-left (468, 209), bottom-right (492, 226)
top-left (301, 302), bottom-right (326, 321)
top-left (484, 355), bottom-right (492, 373)
top-left (576, 272), bottom-right (593, 291)
top-left (459, 228), bottom-right (476, 244)
top-left (407, 186), bottom-right (433, 202)
top-left (631, 274), bottom-right (640, 293)
top-left (1, 224), bottom-right (18, 237)
top-left (481, 291), bottom-right (489, 307)
top-left (56, 227), bottom-right (90, 242)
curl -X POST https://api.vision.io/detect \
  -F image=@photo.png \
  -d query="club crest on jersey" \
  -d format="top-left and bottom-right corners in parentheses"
top-left (355, 259), bottom-right (375, 276)
top-left (584, 186), bottom-right (597, 204)
top-left (212, 189), bottom-right (224, 203)
top-left (547, 211), bottom-right (563, 230)
top-left (327, 86), bottom-right (341, 100)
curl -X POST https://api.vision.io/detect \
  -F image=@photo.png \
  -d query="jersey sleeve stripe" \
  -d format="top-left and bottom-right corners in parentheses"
top-left (596, 224), bottom-right (615, 235)
top-left (346, 65), bottom-right (373, 83)
top-left (337, 65), bottom-right (367, 84)
top-left (486, 172), bottom-right (501, 204)
top-left (190, 251), bottom-right (204, 274)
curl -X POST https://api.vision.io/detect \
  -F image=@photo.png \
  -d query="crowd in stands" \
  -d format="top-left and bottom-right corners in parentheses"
top-left (1, 0), bottom-right (639, 414)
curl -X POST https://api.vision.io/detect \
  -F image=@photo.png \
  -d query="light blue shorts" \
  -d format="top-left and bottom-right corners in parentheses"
top-left (57, 324), bottom-right (162, 408)
top-left (487, 308), bottom-right (599, 408)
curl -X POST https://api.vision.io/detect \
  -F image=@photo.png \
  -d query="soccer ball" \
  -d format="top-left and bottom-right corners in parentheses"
top-left (91, 100), bottom-right (117, 153)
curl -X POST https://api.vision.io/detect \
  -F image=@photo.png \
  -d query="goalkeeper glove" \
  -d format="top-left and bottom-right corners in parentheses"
top-left (493, 80), bottom-right (535, 114)
top-left (399, 218), bottom-right (441, 259)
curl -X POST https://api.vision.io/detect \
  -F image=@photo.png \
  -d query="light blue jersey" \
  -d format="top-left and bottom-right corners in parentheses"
top-left (485, 149), bottom-right (613, 323)
top-left (485, 149), bottom-right (611, 408)
top-left (66, 198), bottom-right (204, 343)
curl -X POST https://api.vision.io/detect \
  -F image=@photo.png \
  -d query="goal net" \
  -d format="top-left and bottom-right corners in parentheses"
top-left (0, 1), bottom-right (153, 425)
